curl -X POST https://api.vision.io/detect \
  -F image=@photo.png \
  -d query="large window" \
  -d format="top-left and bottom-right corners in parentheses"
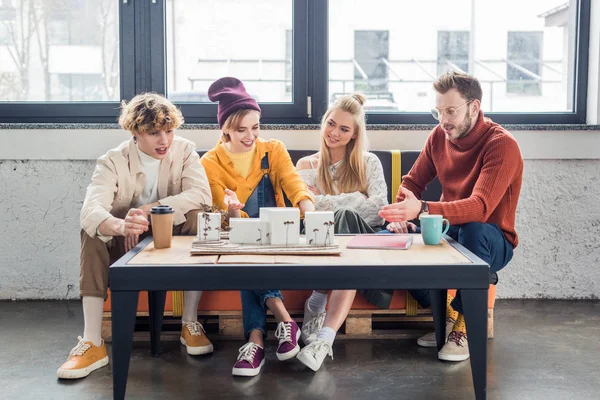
top-left (164, 0), bottom-right (309, 123)
top-left (0, 0), bottom-right (119, 102)
top-left (328, 0), bottom-right (590, 123)
top-left (507, 31), bottom-right (543, 96)
top-left (438, 31), bottom-right (470, 76)
top-left (0, 0), bottom-right (591, 124)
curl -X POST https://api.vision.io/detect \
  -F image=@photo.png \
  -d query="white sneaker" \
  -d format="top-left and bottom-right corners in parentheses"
top-left (438, 331), bottom-right (470, 362)
top-left (301, 300), bottom-right (326, 345)
top-left (417, 317), bottom-right (455, 348)
top-left (296, 339), bottom-right (333, 372)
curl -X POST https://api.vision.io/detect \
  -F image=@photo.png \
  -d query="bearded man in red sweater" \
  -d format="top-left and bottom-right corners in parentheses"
top-left (379, 72), bottom-right (523, 362)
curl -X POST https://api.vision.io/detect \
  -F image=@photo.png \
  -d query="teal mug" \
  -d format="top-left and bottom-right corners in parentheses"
top-left (420, 214), bottom-right (450, 245)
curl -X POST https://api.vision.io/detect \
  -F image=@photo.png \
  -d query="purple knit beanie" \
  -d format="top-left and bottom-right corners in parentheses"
top-left (208, 77), bottom-right (261, 128)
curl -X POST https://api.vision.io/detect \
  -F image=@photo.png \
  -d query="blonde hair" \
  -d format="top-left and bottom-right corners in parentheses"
top-left (118, 93), bottom-right (183, 135)
top-left (317, 93), bottom-right (369, 195)
top-left (221, 109), bottom-right (261, 142)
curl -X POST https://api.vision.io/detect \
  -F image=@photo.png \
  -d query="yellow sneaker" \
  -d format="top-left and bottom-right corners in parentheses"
top-left (57, 336), bottom-right (109, 379)
top-left (180, 321), bottom-right (214, 355)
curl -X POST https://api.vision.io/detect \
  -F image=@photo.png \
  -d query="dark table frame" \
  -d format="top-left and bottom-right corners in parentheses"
top-left (110, 236), bottom-right (491, 399)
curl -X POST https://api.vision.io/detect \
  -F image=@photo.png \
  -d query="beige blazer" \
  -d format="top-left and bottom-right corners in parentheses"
top-left (80, 136), bottom-right (212, 242)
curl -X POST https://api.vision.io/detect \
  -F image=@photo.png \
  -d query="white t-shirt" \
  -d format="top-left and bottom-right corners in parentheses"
top-left (135, 146), bottom-right (161, 207)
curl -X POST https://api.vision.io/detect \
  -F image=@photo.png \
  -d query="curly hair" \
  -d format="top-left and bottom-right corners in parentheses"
top-left (118, 93), bottom-right (184, 135)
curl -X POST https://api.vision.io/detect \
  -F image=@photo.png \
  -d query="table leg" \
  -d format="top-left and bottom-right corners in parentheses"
top-left (148, 291), bottom-right (167, 357)
top-left (430, 289), bottom-right (448, 351)
top-left (111, 290), bottom-right (139, 400)
top-left (462, 288), bottom-right (488, 400)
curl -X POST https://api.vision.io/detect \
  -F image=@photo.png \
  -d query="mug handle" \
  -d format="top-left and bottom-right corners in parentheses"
top-left (441, 219), bottom-right (450, 236)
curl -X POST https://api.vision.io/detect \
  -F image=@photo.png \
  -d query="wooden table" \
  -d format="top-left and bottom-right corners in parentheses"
top-left (110, 235), bottom-right (491, 399)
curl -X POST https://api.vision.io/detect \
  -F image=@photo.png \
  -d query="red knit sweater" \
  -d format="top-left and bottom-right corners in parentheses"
top-left (401, 112), bottom-right (523, 248)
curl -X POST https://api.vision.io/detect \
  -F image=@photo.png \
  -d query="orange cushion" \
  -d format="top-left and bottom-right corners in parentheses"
top-left (104, 287), bottom-right (496, 313)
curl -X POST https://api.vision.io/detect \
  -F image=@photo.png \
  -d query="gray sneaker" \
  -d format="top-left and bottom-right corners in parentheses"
top-left (417, 317), bottom-right (455, 348)
top-left (438, 331), bottom-right (469, 361)
top-left (301, 299), bottom-right (326, 345)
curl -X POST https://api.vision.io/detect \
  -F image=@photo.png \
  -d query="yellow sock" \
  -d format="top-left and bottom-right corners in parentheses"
top-left (446, 293), bottom-right (458, 321)
top-left (452, 313), bottom-right (467, 334)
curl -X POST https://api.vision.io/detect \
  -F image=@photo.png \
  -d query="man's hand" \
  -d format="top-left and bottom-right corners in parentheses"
top-left (386, 221), bottom-right (417, 233)
top-left (124, 233), bottom-right (139, 252)
top-left (138, 202), bottom-right (159, 218)
top-left (378, 187), bottom-right (422, 222)
top-left (121, 208), bottom-right (149, 236)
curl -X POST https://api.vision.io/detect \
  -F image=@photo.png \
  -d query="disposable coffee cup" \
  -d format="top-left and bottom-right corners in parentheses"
top-left (150, 205), bottom-right (174, 249)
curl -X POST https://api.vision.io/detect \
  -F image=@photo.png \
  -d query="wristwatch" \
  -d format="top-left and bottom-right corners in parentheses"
top-left (419, 200), bottom-right (429, 218)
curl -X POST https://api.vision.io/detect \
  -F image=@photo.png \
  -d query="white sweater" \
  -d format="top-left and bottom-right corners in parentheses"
top-left (298, 152), bottom-right (388, 227)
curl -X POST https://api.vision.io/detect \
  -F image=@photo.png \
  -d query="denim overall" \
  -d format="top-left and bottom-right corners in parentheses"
top-left (240, 153), bottom-right (285, 339)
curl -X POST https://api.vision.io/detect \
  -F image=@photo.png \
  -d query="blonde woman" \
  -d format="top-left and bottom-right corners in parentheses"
top-left (294, 93), bottom-right (388, 371)
top-left (57, 93), bottom-right (213, 379)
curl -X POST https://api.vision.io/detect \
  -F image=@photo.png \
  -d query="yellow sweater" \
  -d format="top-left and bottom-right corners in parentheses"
top-left (201, 138), bottom-right (313, 218)
top-left (221, 143), bottom-right (256, 179)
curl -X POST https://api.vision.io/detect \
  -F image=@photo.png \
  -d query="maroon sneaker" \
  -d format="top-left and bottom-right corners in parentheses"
top-left (275, 320), bottom-right (301, 361)
top-left (232, 342), bottom-right (265, 377)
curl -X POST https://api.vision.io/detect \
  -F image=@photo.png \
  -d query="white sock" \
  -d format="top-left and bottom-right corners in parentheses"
top-left (82, 296), bottom-right (104, 347)
top-left (182, 291), bottom-right (203, 324)
top-left (316, 326), bottom-right (336, 346)
top-left (307, 291), bottom-right (328, 314)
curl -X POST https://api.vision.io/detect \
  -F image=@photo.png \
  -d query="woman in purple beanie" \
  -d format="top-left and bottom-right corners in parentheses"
top-left (201, 77), bottom-right (315, 377)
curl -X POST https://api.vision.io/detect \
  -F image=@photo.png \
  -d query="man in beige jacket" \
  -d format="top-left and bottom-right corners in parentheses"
top-left (57, 93), bottom-right (213, 379)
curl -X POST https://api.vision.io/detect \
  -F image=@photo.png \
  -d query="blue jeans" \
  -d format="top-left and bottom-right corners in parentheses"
top-left (409, 222), bottom-right (513, 314)
top-left (241, 290), bottom-right (284, 340)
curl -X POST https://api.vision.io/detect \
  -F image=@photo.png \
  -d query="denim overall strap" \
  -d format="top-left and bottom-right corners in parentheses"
top-left (242, 153), bottom-right (277, 218)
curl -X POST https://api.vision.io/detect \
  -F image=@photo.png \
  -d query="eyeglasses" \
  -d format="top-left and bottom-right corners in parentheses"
top-left (431, 100), bottom-right (473, 121)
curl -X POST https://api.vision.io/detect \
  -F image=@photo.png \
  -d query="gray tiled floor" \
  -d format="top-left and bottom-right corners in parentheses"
top-left (0, 299), bottom-right (598, 400)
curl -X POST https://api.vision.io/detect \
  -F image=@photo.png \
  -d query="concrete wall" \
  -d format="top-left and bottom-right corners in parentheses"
top-left (0, 128), bottom-right (598, 300)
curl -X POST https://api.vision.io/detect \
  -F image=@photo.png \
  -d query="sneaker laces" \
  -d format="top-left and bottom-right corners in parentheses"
top-left (305, 340), bottom-right (333, 361)
top-left (303, 312), bottom-right (326, 336)
top-left (185, 321), bottom-right (204, 336)
top-left (69, 336), bottom-right (91, 357)
top-left (447, 331), bottom-right (467, 347)
top-left (237, 342), bottom-right (260, 363)
top-left (275, 321), bottom-right (293, 344)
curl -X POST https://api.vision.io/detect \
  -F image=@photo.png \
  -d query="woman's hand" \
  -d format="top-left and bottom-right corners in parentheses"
top-left (224, 189), bottom-right (245, 218)
top-left (298, 198), bottom-right (315, 215)
top-left (307, 185), bottom-right (320, 195)
top-left (386, 221), bottom-right (417, 234)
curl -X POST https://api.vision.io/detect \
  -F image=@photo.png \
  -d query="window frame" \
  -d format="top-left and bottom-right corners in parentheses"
top-left (163, 0), bottom-right (311, 125)
top-left (0, 0), bottom-right (136, 123)
top-left (325, 0), bottom-right (591, 125)
top-left (0, 0), bottom-right (592, 125)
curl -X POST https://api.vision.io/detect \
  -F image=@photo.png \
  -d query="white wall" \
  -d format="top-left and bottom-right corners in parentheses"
top-left (0, 128), bottom-right (598, 300)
